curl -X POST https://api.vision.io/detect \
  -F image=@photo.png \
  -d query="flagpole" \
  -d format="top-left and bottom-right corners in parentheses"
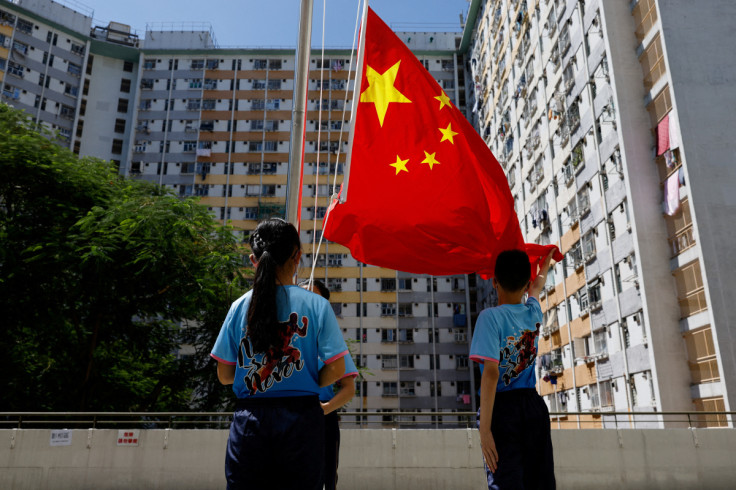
top-left (340, 0), bottom-right (369, 203)
top-left (286, 0), bottom-right (314, 228)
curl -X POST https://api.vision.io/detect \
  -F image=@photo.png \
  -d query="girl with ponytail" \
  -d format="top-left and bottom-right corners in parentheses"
top-left (211, 218), bottom-right (347, 489)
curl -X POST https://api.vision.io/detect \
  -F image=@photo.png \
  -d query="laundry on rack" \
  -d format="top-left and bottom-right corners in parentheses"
top-left (664, 172), bottom-right (681, 216)
top-left (656, 113), bottom-right (670, 156)
top-left (663, 149), bottom-right (677, 169)
top-left (669, 109), bottom-right (680, 150)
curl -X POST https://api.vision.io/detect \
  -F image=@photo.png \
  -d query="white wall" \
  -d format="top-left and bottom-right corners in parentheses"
top-left (3, 428), bottom-right (736, 489)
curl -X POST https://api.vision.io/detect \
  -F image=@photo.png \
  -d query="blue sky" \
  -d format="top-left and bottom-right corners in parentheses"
top-left (80, 0), bottom-right (468, 47)
top-left (80, 0), bottom-right (470, 48)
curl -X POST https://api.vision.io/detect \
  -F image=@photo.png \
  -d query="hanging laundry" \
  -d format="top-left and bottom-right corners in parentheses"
top-left (196, 148), bottom-right (211, 157)
top-left (664, 172), bottom-right (681, 216)
top-left (550, 374), bottom-right (558, 385)
top-left (462, 394), bottom-right (471, 405)
top-left (663, 149), bottom-right (676, 169)
top-left (669, 109), bottom-right (680, 150)
top-left (332, 60), bottom-right (344, 72)
top-left (656, 113), bottom-right (670, 156)
top-left (679, 166), bottom-right (686, 186)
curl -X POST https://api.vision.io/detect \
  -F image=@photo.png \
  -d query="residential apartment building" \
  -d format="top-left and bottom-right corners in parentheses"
top-left (462, 0), bottom-right (735, 427)
top-left (0, 0), bottom-right (476, 426)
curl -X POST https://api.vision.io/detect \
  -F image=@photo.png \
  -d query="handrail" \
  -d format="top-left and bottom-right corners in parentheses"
top-left (1, 410), bottom-right (734, 430)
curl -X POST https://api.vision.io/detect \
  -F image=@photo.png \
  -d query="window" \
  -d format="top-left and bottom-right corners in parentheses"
top-left (267, 80), bottom-right (281, 90)
top-left (191, 59), bottom-right (204, 70)
top-left (381, 278), bottom-right (396, 291)
top-left (456, 355), bottom-right (469, 369)
top-left (383, 382), bottom-right (398, 397)
top-left (265, 99), bottom-right (280, 110)
top-left (400, 355), bottom-right (414, 369)
top-left (70, 42), bottom-right (84, 56)
top-left (400, 382), bottom-right (415, 396)
top-left (114, 119), bottom-right (126, 134)
top-left (111, 139), bottom-right (123, 155)
top-left (64, 82), bottom-right (78, 97)
top-left (117, 98), bottom-right (129, 113)
top-left (187, 99), bottom-right (201, 111)
top-left (16, 18), bottom-right (33, 34)
top-left (249, 142), bottom-right (263, 152)
top-left (264, 141), bottom-right (278, 151)
top-left (593, 330), bottom-right (607, 356)
top-left (268, 59), bottom-right (282, 70)
top-left (7, 61), bottom-right (23, 78)
top-left (261, 185), bottom-right (276, 196)
top-left (381, 328), bottom-right (396, 342)
top-left (120, 78), bottom-right (131, 93)
top-left (398, 329), bottom-right (413, 343)
top-left (202, 99), bottom-right (216, 110)
top-left (254, 59), bottom-right (267, 69)
top-left (67, 62), bottom-right (81, 77)
top-left (398, 303), bottom-right (412, 317)
top-left (382, 355), bottom-right (398, 369)
top-left (183, 140), bottom-right (197, 152)
top-left (381, 303), bottom-right (396, 317)
top-left (123, 60), bottom-right (133, 72)
top-left (12, 41), bottom-right (27, 55)
top-left (205, 59), bottom-right (219, 69)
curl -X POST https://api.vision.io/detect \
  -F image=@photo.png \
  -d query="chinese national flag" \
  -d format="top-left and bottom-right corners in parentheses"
top-left (324, 8), bottom-right (556, 277)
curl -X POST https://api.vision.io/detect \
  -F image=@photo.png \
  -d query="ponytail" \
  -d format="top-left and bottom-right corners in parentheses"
top-left (246, 219), bottom-right (301, 353)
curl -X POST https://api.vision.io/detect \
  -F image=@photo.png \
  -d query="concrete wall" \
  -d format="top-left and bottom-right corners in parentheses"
top-left (657, 0), bottom-right (736, 412)
top-left (3, 428), bottom-right (736, 489)
top-left (600, 0), bottom-right (692, 413)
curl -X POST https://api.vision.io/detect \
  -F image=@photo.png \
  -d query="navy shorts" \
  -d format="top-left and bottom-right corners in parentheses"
top-left (323, 410), bottom-right (341, 490)
top-left (476, 388), bottom-right (555, 489)
top-left (225, 395), bottom-right (324, 490)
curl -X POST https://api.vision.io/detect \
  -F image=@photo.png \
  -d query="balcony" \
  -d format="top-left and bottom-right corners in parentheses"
top-left (679, 288), bottom-right (708, 319)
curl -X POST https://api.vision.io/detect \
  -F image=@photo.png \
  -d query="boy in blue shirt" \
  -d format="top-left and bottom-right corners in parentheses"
top-left (470, 249), bottom-right (556, 489)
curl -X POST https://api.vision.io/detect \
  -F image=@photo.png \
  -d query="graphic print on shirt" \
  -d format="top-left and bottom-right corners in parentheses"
top-left (238, 312), bottom-right (308, 395)
top-left (499, 322), bottom-right (541, 386)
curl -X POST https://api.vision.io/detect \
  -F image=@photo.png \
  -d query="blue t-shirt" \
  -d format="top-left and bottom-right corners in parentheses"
top-left (317, 354), bottom-right (359, 402)
top-left (211, 285), bottom-right (349, 398)
top-left (470, 297), bottom-right (543, 393)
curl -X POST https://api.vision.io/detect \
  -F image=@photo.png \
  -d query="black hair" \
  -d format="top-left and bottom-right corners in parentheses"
top-left (298, 278), bottom-right (330, 300)
top-left (247, 218), bottom-right (301, 353)
top-left (494, 249), bottom-right (531, 293)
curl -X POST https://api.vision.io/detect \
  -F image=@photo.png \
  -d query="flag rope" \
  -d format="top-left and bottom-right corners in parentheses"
top-left (307, 0), bottom-right (365, 289)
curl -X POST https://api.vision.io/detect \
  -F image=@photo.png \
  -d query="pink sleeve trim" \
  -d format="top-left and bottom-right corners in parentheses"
top-left (340, 371), bottom-right (359, 380)
top-left (470, 355), bottom-right (499, 364)
top-left (324, 350), bottom-right (349, 364)
top-left (210, 353), bottom-right (236, 365)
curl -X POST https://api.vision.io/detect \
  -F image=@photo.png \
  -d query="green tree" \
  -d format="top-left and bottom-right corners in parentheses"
top-left (0, 104), bottom-right (248, 411)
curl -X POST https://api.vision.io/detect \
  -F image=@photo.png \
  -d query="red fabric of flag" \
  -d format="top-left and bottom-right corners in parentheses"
top-left (324, 8), bottom-right (523, 277)
top-left (525, 243), bottom-right (564, 281)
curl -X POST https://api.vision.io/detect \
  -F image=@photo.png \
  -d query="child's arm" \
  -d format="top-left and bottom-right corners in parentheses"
top-left (528, 250), bottom-right (556, 299)
top-left (479, 362), bottom-right (500, 472)
top-left (216, 362), bottom-right (236, 385)
top-left (321, 376), bottom-right (356, 415)
top-left (318, 356), bottom-right (346, 387)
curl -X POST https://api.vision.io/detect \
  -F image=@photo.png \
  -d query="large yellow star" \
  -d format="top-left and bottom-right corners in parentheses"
top-left (439, 123), bottom-right (458, 144)
top-left (360, 61), bottom-right (412, 127)
top-left (434, 91), bottom-right (451, 111)
top-left (389, 155), bottom-right (409, 175)
top-left (421, 151), bottom-right (440, 170)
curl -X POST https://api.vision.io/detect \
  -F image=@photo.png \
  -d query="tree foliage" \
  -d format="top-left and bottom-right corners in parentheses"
top-left (0, 104), bottom-right (248, 411)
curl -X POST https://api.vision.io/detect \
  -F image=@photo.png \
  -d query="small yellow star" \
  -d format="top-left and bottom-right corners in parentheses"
top-left (389, 155), bottom-right (410, 175)
top-left (421, 151), bottom-right (440, 170)
top-left (360, 61), bottom-right (412, 127)
top-left (434, 91), bottom-right (451, 111)
top-left (439, 123), bottom-right (458, 144)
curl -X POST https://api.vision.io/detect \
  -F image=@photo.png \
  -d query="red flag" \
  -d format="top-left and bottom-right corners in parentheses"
top-left (324, 8), bottom-right (523, 277)
top-left (525, 243), bottom-right (564, 281)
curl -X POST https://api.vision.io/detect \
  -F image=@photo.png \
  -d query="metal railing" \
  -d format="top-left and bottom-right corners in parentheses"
top-left (1, 411), bottom-right (734, 430)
